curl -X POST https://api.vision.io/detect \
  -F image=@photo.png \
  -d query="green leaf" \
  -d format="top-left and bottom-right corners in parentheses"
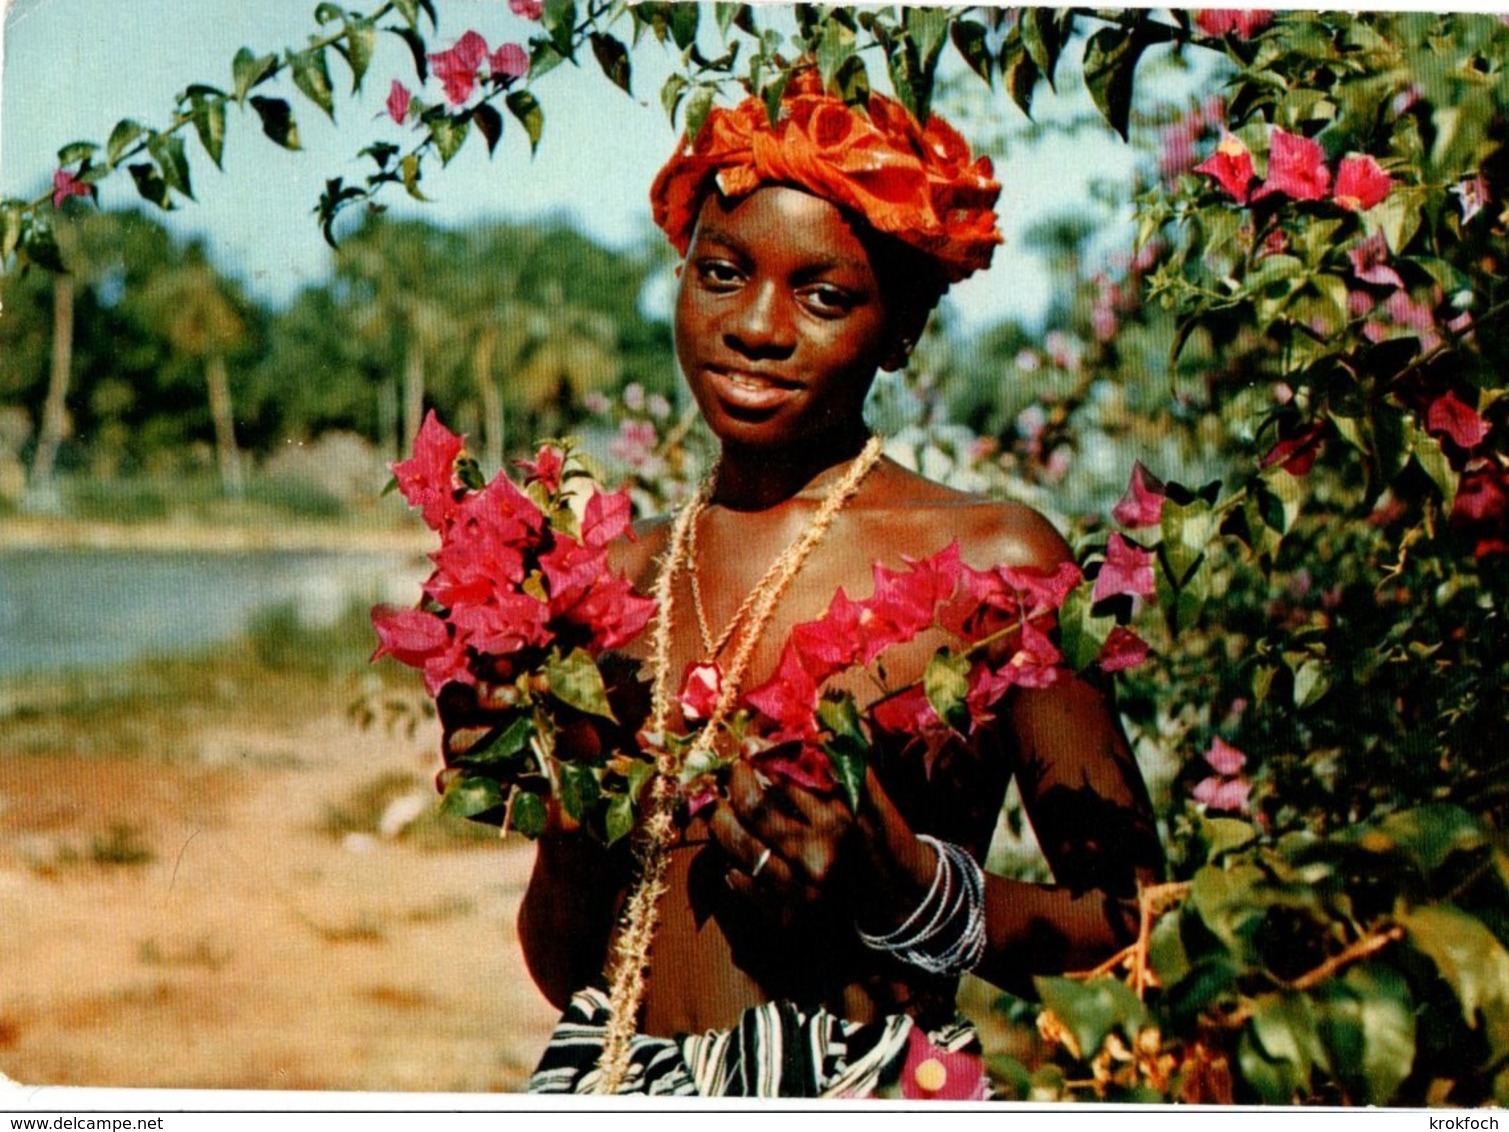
top-left (1035, 976), bottom-right (1148, 1059)
top-left (389, 25), bottom-right (430, 82)
top-left (545, 648), bottom-right (616, 720)
top-left (1056, 583), bottom-right (1116, 671)
top-left (604, 792), bottom-right (635, 845)
top-left (454, 714), bottom-right (534, 767)
top-left (506, 90), bottom-right (544, 155)
top-left (815, 20), bottom-right (856, 93)
top-left (818, 693), bottom-right (869, 813)
top-left (509, 789), bottom-right (548, 838)
top-left (106, 120), bottom-right (145, 167)
top-left (250, 96), bottom-right (301, 149)
top-left (1313, 963), bottom-right (1416, 1105)
top-left (949, 19), bottom-right (994, 87)
top-left (1240, 993), bottom-right (1323, 1103)
top-left (1082, 26), bottom-right (1149, 140)
top-left (558, 762), bottom-right (600, 824)
top-left (56, 141), bottom-right (97, 165)
top-left (668, 3), bottom-right (700, 51)
top-left (903, 6), bottom-right (950, 72)
top-left (473, 103), bottom-right (505, 156)
top-left (1401, 903), bottom-right (1509, 1055)
top-left (290, 46), bottom-right (336, 119)
top-left (1411, 434), bottom-right (1458, 510)
top-left (1292, 657), bottom-right (1329, 708)
top-left (1159, 495), bottom-right (1216, 588)
top-left (147, 133), bottom-right (193, 199)
top-left (232, 47), bottom-right (278, 104)
top-left (923, 648), bottom-right (971, 732)
top-left (1019, 7), bottom-right (1063, 89)
top-left (400, 153), bottom-right (427, 200)
top-left (590, 32), bottom-right (632, 94)
top-left (127, 162), bottom-right (170, 209)
top-left (428, 114), bottom-right (470, 165)
top-left (440, 772), bottom-right (503, 818)
top-left (392, 0), bottom-right (421, 28)
top-left (1374, 805), bottom-right (1486, 878)
top-left (544, 0), bottom-right (578, 59)
top-left (1, 205), bottom-right (23, 263)
top-left (190, 95), bottom-right (227, 169)
top-left (685, 85), bottom-right (716, 140)
top-left (342, 15), bottom-right (378, 92)
top-left (660, 73), bottom-right (689, 123)
top-left (999, 33), bottom-right (1040, 118)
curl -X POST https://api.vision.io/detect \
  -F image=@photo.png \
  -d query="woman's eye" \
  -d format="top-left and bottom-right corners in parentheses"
top-left (696, 261), bottom-right (743, 288)
top-left (801, 285), bottom-right (856, 315)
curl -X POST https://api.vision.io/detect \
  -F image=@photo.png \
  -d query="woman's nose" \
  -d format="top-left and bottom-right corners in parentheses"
top-left (725, 279), bottom-right (795, 359)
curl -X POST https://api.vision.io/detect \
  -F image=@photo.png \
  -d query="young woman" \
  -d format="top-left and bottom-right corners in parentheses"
top-left (475, 73), bottom-right (1163, 1097)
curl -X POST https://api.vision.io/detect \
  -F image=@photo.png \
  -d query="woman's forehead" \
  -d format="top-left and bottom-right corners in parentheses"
top-left (690, 185), bottom-right (876, 273)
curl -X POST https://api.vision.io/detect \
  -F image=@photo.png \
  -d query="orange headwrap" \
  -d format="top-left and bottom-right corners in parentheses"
top-left (649, 72), bottom-right (1003, 284)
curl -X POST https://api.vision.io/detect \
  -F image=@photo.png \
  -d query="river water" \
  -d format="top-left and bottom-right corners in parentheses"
top-left (0, 547), bottom-right (427, 677)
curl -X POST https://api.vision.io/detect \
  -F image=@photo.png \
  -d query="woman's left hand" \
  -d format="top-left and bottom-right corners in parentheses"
top-left (707, 761), bottom-right (858, 910)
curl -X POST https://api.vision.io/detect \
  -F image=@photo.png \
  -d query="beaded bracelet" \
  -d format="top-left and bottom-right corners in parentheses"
top-left (855, 834), bottom-right (987, 976)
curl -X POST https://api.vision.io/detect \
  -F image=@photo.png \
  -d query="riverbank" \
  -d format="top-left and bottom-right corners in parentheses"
top-left (0, 614), bottom-right (559, 1091)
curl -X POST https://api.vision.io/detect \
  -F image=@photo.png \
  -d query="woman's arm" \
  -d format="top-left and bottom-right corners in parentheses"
top-left (518, 829), bottom-right (630, 1009)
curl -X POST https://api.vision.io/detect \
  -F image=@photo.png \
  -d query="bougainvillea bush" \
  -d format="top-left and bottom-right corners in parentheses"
top-left (11, 2), bottom-right (1509, 1107)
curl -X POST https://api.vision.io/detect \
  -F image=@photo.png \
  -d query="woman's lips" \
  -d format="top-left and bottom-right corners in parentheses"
top-left (705, 367), bottom-right (799, 413)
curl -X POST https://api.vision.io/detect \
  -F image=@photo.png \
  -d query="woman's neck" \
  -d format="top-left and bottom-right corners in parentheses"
top-left (709, 426), bottom-right (873, 512)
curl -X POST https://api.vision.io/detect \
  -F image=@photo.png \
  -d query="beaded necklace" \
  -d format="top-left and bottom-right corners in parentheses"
top-left (593, 434), bottom-right (884, 1094)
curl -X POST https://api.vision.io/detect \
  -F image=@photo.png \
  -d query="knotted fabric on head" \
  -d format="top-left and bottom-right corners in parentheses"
top-left (649, 71), bottom-right (1003, 284)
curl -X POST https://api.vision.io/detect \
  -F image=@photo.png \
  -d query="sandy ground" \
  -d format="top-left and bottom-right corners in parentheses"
top-left (0, 712), bottom-right (560, 1093)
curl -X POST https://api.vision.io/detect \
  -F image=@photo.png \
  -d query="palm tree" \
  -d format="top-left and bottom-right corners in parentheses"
top-left (137, 244), bottom-right (251, 494)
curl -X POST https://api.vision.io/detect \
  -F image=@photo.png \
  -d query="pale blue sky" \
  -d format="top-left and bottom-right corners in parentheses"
top-left (0, 1), bottom-right (1147, 328)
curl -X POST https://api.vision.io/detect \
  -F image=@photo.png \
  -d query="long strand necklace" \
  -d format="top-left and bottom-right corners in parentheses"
top-left (593, 434), bottom-right (884, 1094)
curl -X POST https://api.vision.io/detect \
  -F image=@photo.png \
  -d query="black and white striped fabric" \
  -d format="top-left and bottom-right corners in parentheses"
top-left (526, 986), bottom-right (981, 1097)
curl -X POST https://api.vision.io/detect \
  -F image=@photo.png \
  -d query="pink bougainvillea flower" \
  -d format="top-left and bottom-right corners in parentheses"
top-left (1192, 737), bottom-right (1251, 814)
top-left (509, 0), bottom-right (544, 19)
top-left (391, 410), bottom-right (467, 530)
top-left (1194, 9), bottom-right (1274, 38)
top-left (1333, 154), bottom-right (1392, 211)
top-left (429, 30), bottom-right (489, 104)
top-left (426, 471), bottom-right (543, 605)
top-left (743, 643), bottom-right (821, 743)
top-left (1204, 736), bottom-right (1247, 776)
top-left (514, 444), bottom-right (563, 493)
top-left (489, 42), bottom-right (529, 81)
top-left (1450, 460), bottom-right (1509, 558)
top-left (1192, 774), bottom-right (1252, 813)
top-left (1260, 420), bottom-right (1327, 476)
top-left (449, 590), bottom-right (551, 657)
top-left (370, 604), bottom-right (449, 668)
top-left (52, 167), bottom-right (92, 209)
top-left (1364, 289), bottom-right (1443, 353)
top-left (1347, 231), bottom-right (1404, 290)
top-left (789, 588), bottom-right (866, 683)
top-left (898, 1026), bottom-right (990, 1101)
top-left (1092, 534), bottom-right (1156, 603)
top-left (1112, 461), bottom-right (1166, 529)
top-left (370, 604), bottom-right (475, 695)
top-left (1098, 625), bottom-right (1150, 673)
top-left (677, 661), bottom-right (723, 724)
top-left (751, 742), bottom-right (838, 795)
top-left (1426, 390), bottom-right (1490, 454)
top-left (1452, 175), bottom-right (1489, 224)
top-left (579, 486), bottom-right (634, 549)
top-left (1253, 128), bottom-right (1330, 202)
top-left (1193, 133), bottom-right (1256, 204)
top-left (386, 79), bottom-right (412, 124)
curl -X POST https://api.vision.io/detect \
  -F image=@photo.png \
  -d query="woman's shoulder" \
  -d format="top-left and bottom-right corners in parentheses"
top-left (856, 459), bottom-right (1073, 575)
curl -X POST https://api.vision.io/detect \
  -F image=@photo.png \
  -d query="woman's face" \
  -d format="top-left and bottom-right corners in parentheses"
top-left (673, 185), bottom-right (899, 451)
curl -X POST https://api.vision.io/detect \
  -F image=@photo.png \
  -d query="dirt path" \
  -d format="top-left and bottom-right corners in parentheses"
top-left (0, 714), bottom-right (560, 1093)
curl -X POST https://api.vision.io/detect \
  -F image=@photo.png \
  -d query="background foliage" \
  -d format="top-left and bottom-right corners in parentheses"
top-left (4, 3), bottom-right (1508, 1106)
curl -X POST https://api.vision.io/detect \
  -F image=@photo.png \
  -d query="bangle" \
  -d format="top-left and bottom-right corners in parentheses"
top-left (855, 835), bottom-right (987, 976)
